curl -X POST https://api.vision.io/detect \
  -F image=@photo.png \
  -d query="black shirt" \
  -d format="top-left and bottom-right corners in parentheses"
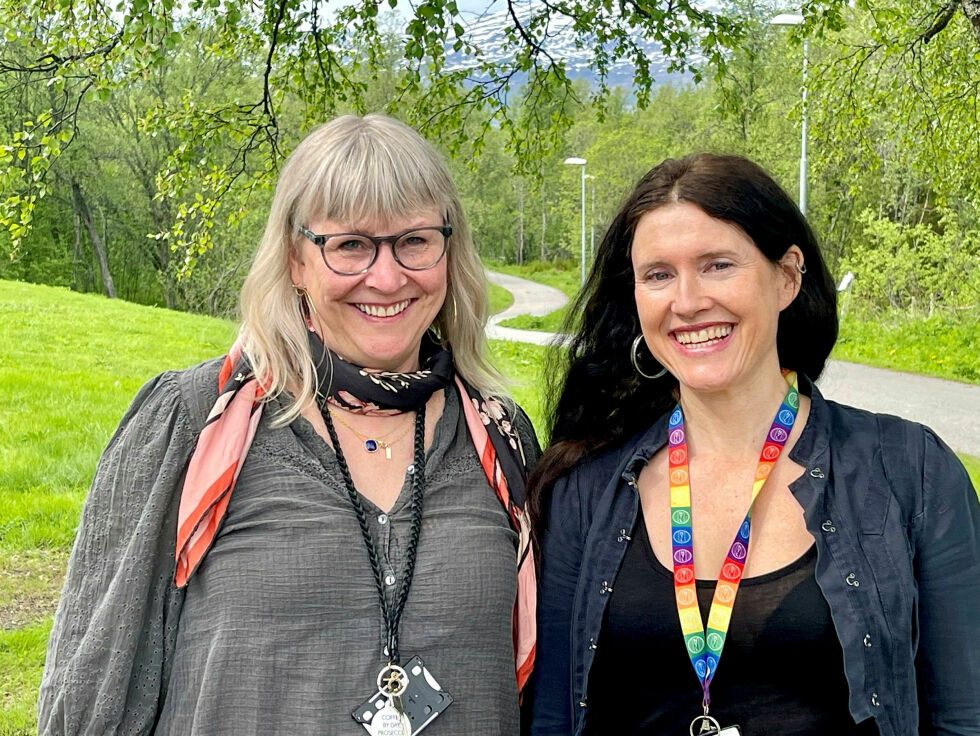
top-left (584, 519), bottom-right (879, 735)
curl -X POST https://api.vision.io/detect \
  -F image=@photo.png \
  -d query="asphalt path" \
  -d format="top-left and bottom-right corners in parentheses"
top-left (485, 270), bottom-right (980, 456)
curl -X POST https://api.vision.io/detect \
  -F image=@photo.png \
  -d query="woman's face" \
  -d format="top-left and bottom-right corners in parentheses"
top-left (631, 202), bottom-right (801, 397)
top-left (290, 207), bottom-right (449, 371)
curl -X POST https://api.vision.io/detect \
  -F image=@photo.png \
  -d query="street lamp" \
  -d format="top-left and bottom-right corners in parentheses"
top-left (770, 12), bottom-right (808, 216)
top-left (564, 156), bottom-right (587, 285)
top-left (585, 174), bottom-right (596, 261)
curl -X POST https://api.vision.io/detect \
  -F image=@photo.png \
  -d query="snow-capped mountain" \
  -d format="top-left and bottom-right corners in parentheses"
top-left (446, 2), bottom-right (720, 88)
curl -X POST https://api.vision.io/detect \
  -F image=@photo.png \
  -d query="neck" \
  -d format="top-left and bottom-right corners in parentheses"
top-left (677, 368), bottom-right (793, 458)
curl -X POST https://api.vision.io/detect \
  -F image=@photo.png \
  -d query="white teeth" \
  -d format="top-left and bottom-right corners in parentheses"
top-left (356, 299), bottom-right (410, 317)
top-left (675, 325), bottom-right (732, 345)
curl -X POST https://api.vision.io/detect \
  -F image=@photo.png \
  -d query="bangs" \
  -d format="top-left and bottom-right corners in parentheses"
top-left (291, 125), bottom-right (451, 230)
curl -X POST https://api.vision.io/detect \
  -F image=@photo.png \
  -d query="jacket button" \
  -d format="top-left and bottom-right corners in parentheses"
top-left (617, 528), bottom-right (632, 543)
top-left (810, 467), bottom-right (826, 478)
top-left (578, 700), bottom-right (588, 708)
top-left (871, 692), bottom-right (880, 707)
top-left (821, 520), bottom-right (836, 533)
top-left (863, 634), bottom-right (872, 647)
top-left (600, 581), bottom-right (613, 595)
top-left (845, 572), bottom-right (860, 587)
top-left (589, 637), bottom-right (598, 650)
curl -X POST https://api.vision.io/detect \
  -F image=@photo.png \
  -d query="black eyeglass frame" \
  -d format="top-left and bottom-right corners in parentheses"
top-left (298, 224), bottom-right (453, 275)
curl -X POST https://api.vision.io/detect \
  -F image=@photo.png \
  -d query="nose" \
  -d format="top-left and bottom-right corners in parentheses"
top-left (670, 271), bottom-right (712, 317)
top-left (364, 241), bottom-right (408, 291)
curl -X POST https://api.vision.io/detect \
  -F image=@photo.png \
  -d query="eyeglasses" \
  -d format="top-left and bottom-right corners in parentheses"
top-left (298, 224), bottom-right (452, 275)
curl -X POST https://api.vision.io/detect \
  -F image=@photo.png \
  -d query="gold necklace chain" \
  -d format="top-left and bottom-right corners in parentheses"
top-left (328, 409), bottom-right (414, 460)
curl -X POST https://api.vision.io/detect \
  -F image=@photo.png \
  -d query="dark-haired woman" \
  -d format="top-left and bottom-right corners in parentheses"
top-left (529, 154), bottom-right (980, 735)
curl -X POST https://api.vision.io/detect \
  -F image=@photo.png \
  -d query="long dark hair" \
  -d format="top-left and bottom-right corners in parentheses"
top-left (528, 153), bottom-right (838, 519)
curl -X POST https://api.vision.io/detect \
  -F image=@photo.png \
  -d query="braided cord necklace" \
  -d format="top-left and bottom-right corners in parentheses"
top-left (322, 404), bottom-right (426, 665)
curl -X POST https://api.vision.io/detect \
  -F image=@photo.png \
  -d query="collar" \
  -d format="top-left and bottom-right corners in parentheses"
top-left (618, 373), bottom-right (832, 483)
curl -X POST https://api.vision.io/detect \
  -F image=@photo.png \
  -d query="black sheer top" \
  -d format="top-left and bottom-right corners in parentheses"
top-left (584, 519), bottom-right (879, 735)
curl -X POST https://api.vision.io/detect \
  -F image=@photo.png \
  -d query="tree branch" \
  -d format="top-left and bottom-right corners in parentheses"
top-left (921, 1), bottom-right (958, 44)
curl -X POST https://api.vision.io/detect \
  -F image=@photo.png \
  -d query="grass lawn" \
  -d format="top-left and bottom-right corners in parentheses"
top-left (488, 281), bottom-right (514, 316)
top-left (1, 277), bottom-right (977, 733)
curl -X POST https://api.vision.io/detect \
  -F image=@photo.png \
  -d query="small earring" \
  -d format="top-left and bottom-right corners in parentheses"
top-left (795, 262), bottom-right (807, 275)
top-left (631, 335), bottom-right (668, 380)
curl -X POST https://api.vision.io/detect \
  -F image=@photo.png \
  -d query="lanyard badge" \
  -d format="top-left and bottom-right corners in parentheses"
top-left (669, 373), bottom-right (799, 734)
top-left (322, 405), bottom-right (454, 735)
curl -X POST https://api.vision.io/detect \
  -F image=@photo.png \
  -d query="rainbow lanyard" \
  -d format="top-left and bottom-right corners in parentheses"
top-left (667, 372), bottom-right (799, 714)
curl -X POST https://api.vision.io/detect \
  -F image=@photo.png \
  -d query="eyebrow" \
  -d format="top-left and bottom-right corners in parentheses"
top-left (633, 248), bottom-right (741, 270)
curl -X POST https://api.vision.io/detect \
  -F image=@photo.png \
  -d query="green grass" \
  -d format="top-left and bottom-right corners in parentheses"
top-left (0, 620), bottom-right (51, 734)
top-left (835, 311), bottom-right (980, 384)
top-left (0, 277), bottom-right (977, 732)
top-left (488, 281), bottom-right (514, 316)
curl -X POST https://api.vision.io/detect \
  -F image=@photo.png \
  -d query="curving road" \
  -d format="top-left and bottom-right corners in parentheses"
top-left (485, 270), bottom-right (980, 456)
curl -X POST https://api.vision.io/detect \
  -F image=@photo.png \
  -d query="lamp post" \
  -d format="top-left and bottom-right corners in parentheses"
top-left (770, 12), bottom-right (808, 216)
top-left (564, 157), bottom-right (587, 285)
top-left (585, 173), bottom-right (596, 261)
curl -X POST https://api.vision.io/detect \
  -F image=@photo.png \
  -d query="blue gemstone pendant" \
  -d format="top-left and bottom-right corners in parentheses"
top-left (365, 439), bottom-right (378, 453)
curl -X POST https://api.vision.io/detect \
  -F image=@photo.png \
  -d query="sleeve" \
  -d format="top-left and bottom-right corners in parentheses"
top-left (530, 469), bottom-right (587, 735)
top-left (912, 428), bottom-right (980, 734)
top-left (38, 372), bottom-right (199, 735)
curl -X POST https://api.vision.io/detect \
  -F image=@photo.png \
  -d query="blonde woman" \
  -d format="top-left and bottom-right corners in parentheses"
top-left (40, 114), bottom-right (538, 735)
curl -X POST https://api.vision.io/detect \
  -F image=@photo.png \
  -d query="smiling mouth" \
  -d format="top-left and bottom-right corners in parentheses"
top-left (673, 324), bottom-right (733, 346)
top-left (354, 299), bottom-right (412, 318)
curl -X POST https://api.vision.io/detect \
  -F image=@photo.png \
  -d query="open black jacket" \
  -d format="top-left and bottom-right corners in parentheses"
top-left (531, 378), bottom-right (980, 736)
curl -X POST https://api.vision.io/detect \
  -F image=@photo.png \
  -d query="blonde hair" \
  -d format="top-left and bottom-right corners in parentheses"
top-left (239, 114), bottom-right (506, 423)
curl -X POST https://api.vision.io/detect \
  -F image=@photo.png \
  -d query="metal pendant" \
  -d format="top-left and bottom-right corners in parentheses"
top-left (690, 714), bottom-right (721, 736)
top-left (365, 439), bottom-right (379, 453)
top-left (689, 715), bottom-right (741, 736)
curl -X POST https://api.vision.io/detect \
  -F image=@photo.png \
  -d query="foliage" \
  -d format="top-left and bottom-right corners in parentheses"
top-left (834, 310), bottom-right (980, 384)
top-left (0, 0), bottom-right (752, 268)
top-left (840, 208), bottom-right (980, 312)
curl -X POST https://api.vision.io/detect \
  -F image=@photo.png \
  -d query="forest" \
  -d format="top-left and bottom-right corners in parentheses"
top-left (1, 0), bottom-right (978, 338)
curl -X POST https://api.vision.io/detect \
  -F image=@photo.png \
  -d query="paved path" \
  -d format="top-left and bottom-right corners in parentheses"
top-left (485, 270), bottom-right (569, 347)
top-left (485, 270), bottom-right (980, 456)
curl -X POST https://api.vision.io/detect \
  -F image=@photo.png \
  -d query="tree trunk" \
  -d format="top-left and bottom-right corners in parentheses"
top-left (71, 179), bottom-right (116, 298)
top-left (961, 0), bottom-right (980, 44)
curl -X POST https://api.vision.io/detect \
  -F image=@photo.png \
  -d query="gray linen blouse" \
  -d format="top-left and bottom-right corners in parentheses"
top-left (39, 358), bottom-right (539, 735)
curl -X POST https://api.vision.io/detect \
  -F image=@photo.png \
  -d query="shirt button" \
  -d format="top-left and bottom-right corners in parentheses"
top-left (871, 692), bottom-right (880, 707)
top-left (378, 513), bottom-right (389, 525)
top-left (384, 573), bottom-right (396, 586)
